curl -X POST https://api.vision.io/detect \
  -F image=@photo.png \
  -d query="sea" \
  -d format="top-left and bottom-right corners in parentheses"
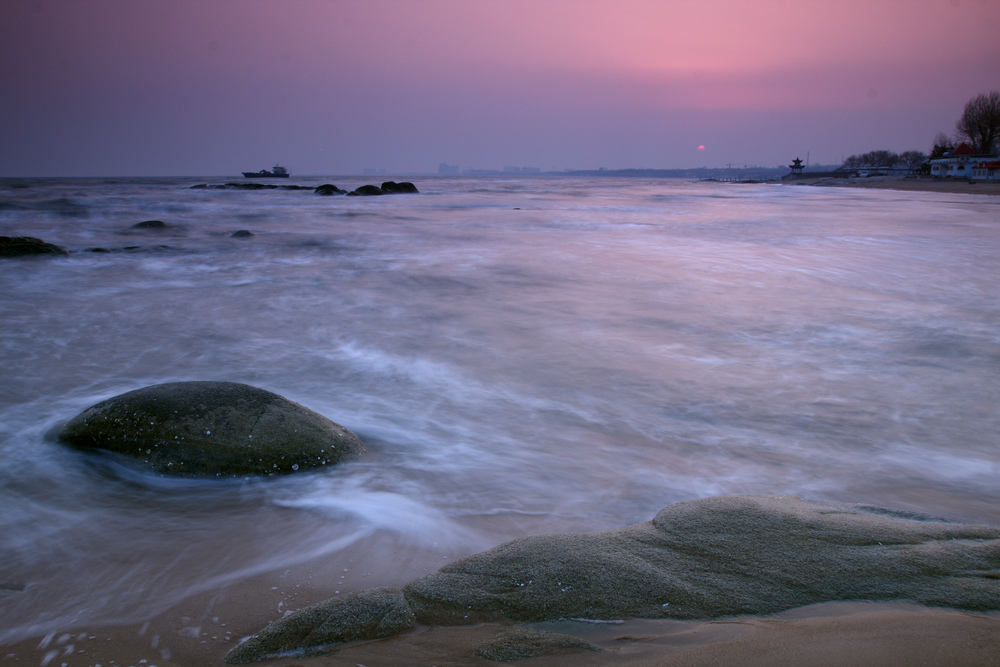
top-left (1, 175), bottom-right (998, 646)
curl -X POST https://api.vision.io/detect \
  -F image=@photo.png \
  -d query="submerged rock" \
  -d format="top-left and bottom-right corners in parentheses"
top-left (226, 495), bottom-right (1000, 663)
top-left (222, 182), bottom-right (279, 190)
top-left (0, 236), bottom-right (69, 257)
top-left (230, 230), bottom-right (254, 238)
top-left (130, 220), bottom-right (167, 229)
top-left (59, 381), bottom-right (364, 476)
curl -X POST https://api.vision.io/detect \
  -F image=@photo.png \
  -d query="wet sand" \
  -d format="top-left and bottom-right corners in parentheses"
top-left (787, 176), bottom-right (1000, 196)
top-left (4, 586), bottom-right (999, 667)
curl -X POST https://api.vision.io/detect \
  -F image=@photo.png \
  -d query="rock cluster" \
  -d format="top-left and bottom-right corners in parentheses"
top-left (59, 381), bottom-right (363, 476)
top-left (225, 495), bottom-right (1000, 663)
top-left (189, 181), bottom-right (419, 195)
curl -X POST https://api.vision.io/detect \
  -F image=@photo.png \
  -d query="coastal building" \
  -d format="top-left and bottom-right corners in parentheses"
top-left (928, 142), bottom-right (996, 179)
top-left (788, 157), bottom-right (805, 175)
top-left (971, 160), bottom-right (1000, 181)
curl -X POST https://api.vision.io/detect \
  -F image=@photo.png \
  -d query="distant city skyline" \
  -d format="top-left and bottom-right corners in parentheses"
top-left (1, 0), bottom-right (998, 177)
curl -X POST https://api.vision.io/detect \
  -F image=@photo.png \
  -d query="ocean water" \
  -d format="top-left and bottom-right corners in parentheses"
top-left (1, 176), bottom-right (998, 643)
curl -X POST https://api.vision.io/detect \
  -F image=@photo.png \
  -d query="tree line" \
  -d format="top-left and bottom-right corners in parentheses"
top-left (843, 90), bottom-right (1000, 170)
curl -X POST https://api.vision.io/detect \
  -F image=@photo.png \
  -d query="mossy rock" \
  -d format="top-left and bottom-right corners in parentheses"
top-left (59, 381), bottom-right (363, 476)
top-left (225, 495), bottom-right (1000, 662)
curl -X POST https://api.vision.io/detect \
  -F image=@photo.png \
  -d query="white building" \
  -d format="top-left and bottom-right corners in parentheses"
top-left (971, 160), bottom-right (1000, 181)
top-left (929, 142), bottom-right (995, 179)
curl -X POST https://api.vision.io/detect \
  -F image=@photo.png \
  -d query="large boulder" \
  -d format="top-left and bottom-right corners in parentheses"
top-left (59, 381), bottom-right (363, 476)
top-left (0, 236), bottom-right (69, 257)
top-left (347, 184), bottom-right (384, 196)
top-left (380, 181), bottom-right (419, 194)
top-left (226, 495), bottom-right (1000, 662)
top-left (314, 184), bottom-right (346, 196)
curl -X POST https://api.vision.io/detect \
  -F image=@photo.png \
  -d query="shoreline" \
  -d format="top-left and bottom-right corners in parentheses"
top-left (5, 495), bottom-right (998, 666)
top-left (4, 595), bottom-right (999, 666)
top-left (784, 176), bottom-right (1000, 196)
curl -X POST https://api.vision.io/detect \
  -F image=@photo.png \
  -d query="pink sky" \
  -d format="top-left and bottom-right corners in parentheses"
top-left (1, 0), bottom-right (998, 176)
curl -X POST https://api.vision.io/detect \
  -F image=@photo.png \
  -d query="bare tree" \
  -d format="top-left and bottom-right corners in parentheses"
top-left (955, 91), bottom-right (1000, 155)
top-left (899, 151), bottom-right (927, 169)
top-left (842, 151), bottom-right (902, 170)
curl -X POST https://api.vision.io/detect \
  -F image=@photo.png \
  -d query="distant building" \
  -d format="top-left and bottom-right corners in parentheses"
top-left (438, 162), bottom-right (460, 175)
top-left (928, 142), bottom-right (997, 179)
top-left (788, 157), bottom-right (805, 175)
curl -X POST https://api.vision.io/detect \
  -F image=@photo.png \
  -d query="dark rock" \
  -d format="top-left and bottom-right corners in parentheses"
top-left (190, 184), bottom-right (209, 189)
top-left (230, 230), bottom-right (254, 238)
top-left (224, 588), bottom-right (415, 664)
top-left (381, 181), bottom-right (419, 194)
top-left (474, 627), bottom-right (600, 662)
top-left (314, 184), bottom-right (346, 196)
top-left (0, 236), bottom-right (69, 257)
top-left (131, 220), bottom-right (167, 229)
top-left (226, 495), bottom-right (1000, 662)
top-left (59, 381), bottom-right (364, 477)
top-left (278, 185), bottom-right (312, 190)
top-left (347, 184), bottom-right (384, 196)
top-left (224, 183), bottom-right (279, 190)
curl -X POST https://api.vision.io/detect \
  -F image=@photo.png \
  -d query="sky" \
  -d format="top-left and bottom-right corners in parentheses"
top-left (1, 0), bottom-right (998, 177)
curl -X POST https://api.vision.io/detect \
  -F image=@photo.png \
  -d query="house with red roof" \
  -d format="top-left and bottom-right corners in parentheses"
top-left (971, 160), bottom-right (1000, 181)
top-left (929, 142), bottom-right (995, 179)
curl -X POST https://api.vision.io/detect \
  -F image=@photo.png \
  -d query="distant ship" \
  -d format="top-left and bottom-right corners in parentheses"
top-left (242, 164), bottom-right (289, 178)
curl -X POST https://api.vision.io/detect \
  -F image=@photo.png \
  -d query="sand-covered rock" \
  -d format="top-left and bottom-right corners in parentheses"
top-left (225, 588), bottom-right (414, 663)
top-left (226, 495), bottom-right (1000, 662)
top-left (473, 626), bottom-right (601, 662)
top-left (59, 381), bottom-right (363, 476)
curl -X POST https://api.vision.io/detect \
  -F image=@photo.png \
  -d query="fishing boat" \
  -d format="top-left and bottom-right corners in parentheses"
top-left (242, 164), bottom-right (290, 178)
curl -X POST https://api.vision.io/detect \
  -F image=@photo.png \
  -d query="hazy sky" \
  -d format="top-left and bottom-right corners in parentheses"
top-left (2, 0), bottom-right (998, 176)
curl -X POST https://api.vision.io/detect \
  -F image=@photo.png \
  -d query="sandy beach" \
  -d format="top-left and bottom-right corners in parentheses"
top-left (788, 176), bottom-right (1000, 196)
top-left (4, 589), bottom-right (999, 666)
top-left (5, 494), bottom-right (999, 667)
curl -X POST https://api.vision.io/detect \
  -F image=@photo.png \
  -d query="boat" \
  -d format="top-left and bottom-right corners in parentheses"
top-left (242, 164), bottom-right (289, 178)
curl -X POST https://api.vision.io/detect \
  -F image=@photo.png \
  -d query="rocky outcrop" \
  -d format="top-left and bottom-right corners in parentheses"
top-left (190, 183), bottom-right (311, 190)
top-left (225, 588), bottom-right (415, 663)
top-left (59, 381), bottom-right (364, 477)
top-left (188, 182), bottom-right (418, 195)
top-left (230, 230), bottom-right (254, 238)
top-left (381, 181), bottom-right (419, 194)
top-left (347, 184), bottom-right (384, 196)
top-left (226, 495), bottom-right (1000, 663)
top-left (0, 236), bottom-right (69, 257)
